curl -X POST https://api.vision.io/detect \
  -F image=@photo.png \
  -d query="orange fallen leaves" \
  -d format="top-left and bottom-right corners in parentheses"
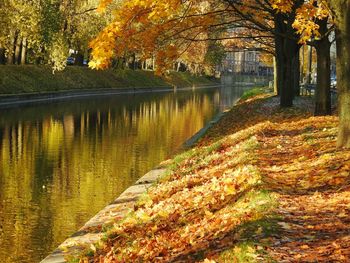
top-left (79, 96), bottom-right (350, 262)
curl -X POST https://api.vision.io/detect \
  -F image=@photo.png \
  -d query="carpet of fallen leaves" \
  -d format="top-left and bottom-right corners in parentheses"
top-left (80, 95), bottom-right (350, 262)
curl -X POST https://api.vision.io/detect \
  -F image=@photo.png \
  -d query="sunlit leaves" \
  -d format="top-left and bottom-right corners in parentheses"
top-left (89, 0), bottom-right (226, 73)
top-left (270, 0), bottom-right (331, 44)
top-left (270, 0), bottom-right (294, 13)
top-left (292, 0), bottom-right (330, 44)
top-left (48, 32), bottom-right (69, 73)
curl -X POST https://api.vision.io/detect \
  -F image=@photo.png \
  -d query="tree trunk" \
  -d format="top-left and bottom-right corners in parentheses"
top-left (273, 56), bottom-right (278, 94)
top-left (306, 46), bottom-right (313, 84)
top-left (131, 53), bottom-right (136, 70)
top-left (21, 37), bottom-right (27, 65)
top-left (152, 55), bottom-right (155, 71)
top-left (74, 52), bottom-right (84, 66)
top-left (314, 19), bottom-right (331, 116)
top-left (293, 48), bottom-right (301, 97)
top-left (275, 13), bottom-right (299, 107)
top-left (0, 47), bottom-right (5, 65)
top-left (7, 34), bottom-right (16, 65)
top-left (275, 26), bottom-right (283, 97)
top-left (314, 43), bottom-right (331, 115)
top-left (14, 36), bottom-right (22, 65)
top-left (300, 45), bottom-right (305, 82)
top-left (332, 5), bottom-right (350, 147)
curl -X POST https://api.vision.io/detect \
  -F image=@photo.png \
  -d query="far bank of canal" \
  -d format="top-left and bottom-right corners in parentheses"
top-left (0, 78), bottom-right (266, 263)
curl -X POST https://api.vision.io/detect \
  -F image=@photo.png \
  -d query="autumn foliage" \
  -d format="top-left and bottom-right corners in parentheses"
top-left (90, 0), bottom-right (241, 74)
top-left (79, 93), bottom-right (350, 262)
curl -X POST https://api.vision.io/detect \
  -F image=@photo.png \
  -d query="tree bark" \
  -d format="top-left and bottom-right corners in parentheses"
top-left (325, 0), bottom-right (350, 147)
top-left (333, 10), bottom-right (350, 147)
top-left (314, 19), bottom-right (331, 116)
top-left (14, 36), bottom-right (22, 65)
top-left (275, 26), bottom-right (283, 97)
top-left (131, 53), bottom-right (136, 70)
top-left (0, 47), bottom-right (5, 65)
top-left (275, 13), bottom-right (300, 107)
top-left (314, 43), bottom-right (331, 116)
top-left (74, 52), bottom-right (84, 66)
top-left (152, 55), bottom-right (155, 71)
top-left (293, 48), bottom-right (301, 97)
top-left (306, 46), bottom-right (313, 84)
top-left (300, 45), bottom-right (305, 82)
top-left (273, 56), bottom-right (278, 94)
top-left (21, 37), bottom-right (27, 65)
top-left (7, 34), bottom-right (16, 65)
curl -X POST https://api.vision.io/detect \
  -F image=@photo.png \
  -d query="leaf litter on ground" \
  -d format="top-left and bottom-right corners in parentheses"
top-left (78, 94), bottom-right (350, 262)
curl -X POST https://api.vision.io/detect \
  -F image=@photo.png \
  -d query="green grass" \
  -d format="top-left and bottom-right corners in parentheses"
top-left (240, 87), bottom-right (268, 101)
top-left (216, 190), bottom-right (279, 263)
top-left (0, 65), bottom-right (218, 95)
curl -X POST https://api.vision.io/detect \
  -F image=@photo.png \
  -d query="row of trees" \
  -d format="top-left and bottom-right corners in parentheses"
top-left (0, 0), bottom-right (108, 71)
top-left (0, 0), bottom-right (225, 75)
top-left (88, 0), bottom-right (350, 147)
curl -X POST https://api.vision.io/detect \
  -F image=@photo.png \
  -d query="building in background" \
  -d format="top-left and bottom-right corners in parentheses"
top-left (221, 50), bottom-right (273, 76)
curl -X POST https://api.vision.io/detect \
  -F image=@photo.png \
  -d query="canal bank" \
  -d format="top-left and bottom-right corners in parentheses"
top-left (40, 167), bottom-right (168, 263)
top-left (40, 87), bottom-right (264, 263)
top-left (0, 85), bottom-right (220, 108)
top-left (0, 66), bottom-right (217, 95)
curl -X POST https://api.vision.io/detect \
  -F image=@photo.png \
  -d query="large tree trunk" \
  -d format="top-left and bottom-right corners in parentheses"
top-left (315, 43), bottom-right (331, 115)
top-left (275, 13), bottom-right (300, 107)
top-left (326, 0), bottom-right (350, 147)
top-left (20, 37), bottom-right (27, 65)
top-left (333, 9), bottom-right (350, 147)
top-left (314, 19), bottom-right (331, 116)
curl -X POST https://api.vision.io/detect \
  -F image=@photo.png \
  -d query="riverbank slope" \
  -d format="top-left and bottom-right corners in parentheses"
top-left (80, 92), bottom-right (350, 262)
top-left (0, 66), bottom-right (217, 95)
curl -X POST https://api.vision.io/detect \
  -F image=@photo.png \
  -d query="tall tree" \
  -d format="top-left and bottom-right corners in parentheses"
top-left (225, 0), bottom-right (304, 107)
top-left (292, 0), bottom-right (350, 146)
top-left (292, 1), bottom-right (333, 115)
top-left (313, 18), bottom-right (331, 115)
top-left (326, 1), bottom-right (350, 147)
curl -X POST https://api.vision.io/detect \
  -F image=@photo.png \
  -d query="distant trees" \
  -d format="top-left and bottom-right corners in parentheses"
top-left (0, 0), bottom-right (108, 71)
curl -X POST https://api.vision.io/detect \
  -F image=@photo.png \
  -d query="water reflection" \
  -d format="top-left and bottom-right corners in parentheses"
top-left (0, 86), bottom-right (244, 262)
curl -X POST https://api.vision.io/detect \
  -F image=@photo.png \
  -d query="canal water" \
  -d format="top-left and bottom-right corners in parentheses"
top-left (0, 84), bottom-right (249, 262)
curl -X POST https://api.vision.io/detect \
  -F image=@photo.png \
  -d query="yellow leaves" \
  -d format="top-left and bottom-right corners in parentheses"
top-left (203, 259), bottom-right (216, 263)
top-left (271, 0), bottom-right (293, 13)
top-left (277, 222), bottom-right (292, 230)
top-left (223, 177), bottom-right (236, 195)
top-left (122, 216), bottom-right (138, 226)
top-left (270, 0), bottom-right (330, 44)
top-left (300, 244), bottom-right (310, 249)
top-left (135, 209), bottom-right (152, 222)
top-left (291, 1), bottom-right (330, 44)
top-left (97, 0), bottom-right (113, 13)
top-left (89, 0), bottom-right (223, 73)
